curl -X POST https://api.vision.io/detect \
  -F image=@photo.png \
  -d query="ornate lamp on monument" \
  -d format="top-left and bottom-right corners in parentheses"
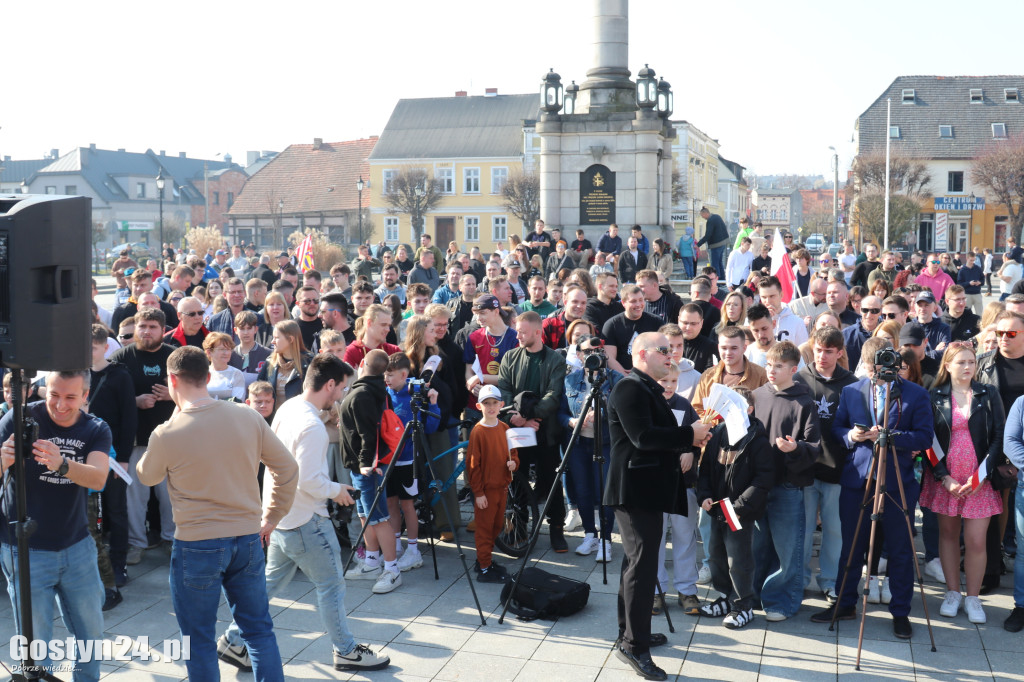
top-left (540, 68), bottom-right (564, 114)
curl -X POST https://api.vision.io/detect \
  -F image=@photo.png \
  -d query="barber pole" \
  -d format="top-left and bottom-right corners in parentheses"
top-left (719, 498), bottom-right (742, 531)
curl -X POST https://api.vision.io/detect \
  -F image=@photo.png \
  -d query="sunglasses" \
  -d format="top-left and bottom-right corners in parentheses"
top-left (861, 308), bottom-right (881, 315)
top-left (646, 346), bottom-right (672, 356)
top-left (118, 333), bottom-right (134, 340)
top-left (948, 341), bottom-right (975, 350)
top-left (929, 260), bottom-right (940, 264)
top-left (881, 312), bottom-right (900, 320)
top-left (996, 330), bottom-right (1021, 339)
top-left (180, 311), bottom-right (202, 318)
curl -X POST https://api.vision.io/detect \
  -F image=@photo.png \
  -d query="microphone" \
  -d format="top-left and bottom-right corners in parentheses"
top-left (420, 355), bottom-right (441, 385)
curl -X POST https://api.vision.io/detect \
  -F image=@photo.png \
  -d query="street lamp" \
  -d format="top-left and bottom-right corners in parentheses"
top-left (414, 184), bottom-right (426, 241)
top-left (968, 191), bottom-right (976, 252)
top-left (656, 77), bottom-right (673, 118)
top-left (278, 199), bottom-right (284, 249)
top-left (563, 81), bottom-right (579, 115)
top-left (828, 146), bottom-right (839, 245)
top-left (155, 169), bottom-right (165, 257)
top-left (636, 64), bottom-right (657, 109)
top-left (540, 68), bottom-right (563, 113)
top-left (356, 176), bottom-right (364, 248)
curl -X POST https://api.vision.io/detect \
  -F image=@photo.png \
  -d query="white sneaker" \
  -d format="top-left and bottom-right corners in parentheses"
top-left (965, 595), bottom-right (986, 624)
top-left (396, 548), bottom-right (423, 572)
top-left (395, 540), bottom-right (405, 559)
top-left (698, 565), bottom-right (712, 585)
top-left (371, 569), bottom-right (402, 594)
top-left (880, 577), bottom-right (892, 605)
top-left (576, 533), bottom-right (600, 556)
top-left (866, 576), bottom-right (881, 604)
top-left (923, 558), bottom-right (946, 584)
top-left (564, 508), bottom-right (582, 532)
top-left (764, 611), bottom-right (787, 622)
top-left (595, 540), bottom-right (613, 563)
top-left (939, 590), bottom-right (962, 618)
top-left (877, 557), bottom-right (888, 574)
top-left (345, 562), bottom-right (382, 581)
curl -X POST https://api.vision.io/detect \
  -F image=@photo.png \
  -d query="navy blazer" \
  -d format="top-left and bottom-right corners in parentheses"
top-left (832, 376), bottom-right (933, 489)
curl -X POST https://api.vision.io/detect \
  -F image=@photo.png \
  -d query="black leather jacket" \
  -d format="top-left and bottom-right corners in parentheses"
top-left (928, 380), bottom-right (1005, 481)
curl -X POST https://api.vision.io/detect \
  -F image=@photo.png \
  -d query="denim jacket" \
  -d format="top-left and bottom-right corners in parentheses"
top-left (558, 367), bottom-right (623, 444)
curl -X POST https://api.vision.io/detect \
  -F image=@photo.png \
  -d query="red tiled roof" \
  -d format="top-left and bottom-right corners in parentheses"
top-left (228, 138), bottom-right (377, 216)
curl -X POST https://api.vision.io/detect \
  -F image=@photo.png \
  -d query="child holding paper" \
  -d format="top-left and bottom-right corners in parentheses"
top-left (696, 387), bottom-right (774, 629)
top-left (466, 384), bottom-right (520, 582)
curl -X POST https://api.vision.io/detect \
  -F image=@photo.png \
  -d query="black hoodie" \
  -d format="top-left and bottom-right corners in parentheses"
top-left (339, 374), bottom-right (388, 472)
top-left (796, 365), bottom-right (858, 484)
top-left (751, 380), bottom-right (821, 488)
top-left (697, 418), bottom-right (775, 521)
top-left (88, 362), bottom-right (138, 462)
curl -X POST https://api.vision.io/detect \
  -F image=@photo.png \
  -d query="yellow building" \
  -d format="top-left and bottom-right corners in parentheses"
top-left (368, 92), bottom-right (541, 251)
top-left (669, 120), bottom-right (722, 238)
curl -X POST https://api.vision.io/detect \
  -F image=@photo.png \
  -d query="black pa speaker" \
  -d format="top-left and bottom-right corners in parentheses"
top-left (0, 194), bottom-right (92, 371)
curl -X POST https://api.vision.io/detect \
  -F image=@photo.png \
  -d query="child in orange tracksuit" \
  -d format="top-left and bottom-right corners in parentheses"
top-left (467, 384), bottom-right (519, 583)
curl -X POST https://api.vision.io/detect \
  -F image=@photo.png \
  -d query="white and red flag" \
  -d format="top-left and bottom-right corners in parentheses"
top-left (296, 234), bottom-right (315, 273)
top-left (966, 457), bottom-right (991, 492)
top-left (719, 498), bottom-right (743, 532)
top-left (769, 229), bottom-right (796, 303)
top-left (925, 435), bottom-right (946, 468)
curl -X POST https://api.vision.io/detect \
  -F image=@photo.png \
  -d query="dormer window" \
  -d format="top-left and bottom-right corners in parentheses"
top-left (889, 126), bottom-right (900, 139)
top-left (993, 123), bottom-right (1008, 138)
top-left (902, 88), bottom-right (915, 103)
top-left (1007, 88), bottom-right (1020, 103)
top-left (939, 125), bottom-right (953, 138)
top-left (970, 88), bottom-right (983, 103)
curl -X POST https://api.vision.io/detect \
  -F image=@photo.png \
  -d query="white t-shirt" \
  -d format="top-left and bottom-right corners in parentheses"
top-left (1001, 262), bottom-right (1022, 294)
top-left (841, 253), bottom-right (857, 284)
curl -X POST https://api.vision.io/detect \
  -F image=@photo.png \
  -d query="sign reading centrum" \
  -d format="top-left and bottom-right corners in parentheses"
top-left (580, 164), bottom-right (616, 226)
top-left (934, 196), bottom-right (985, 211)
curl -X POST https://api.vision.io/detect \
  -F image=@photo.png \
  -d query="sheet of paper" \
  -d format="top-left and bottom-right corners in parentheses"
top-left (672, 409), bottom-right (687, 426)
top-left (109, 458), bottom-right (133, 486)
top-left (506, 427), bottom-right (537, 450)
top-left (721, 404), bottom-right (751, 445)
top-left (472, 356), bottom-right (485, 384)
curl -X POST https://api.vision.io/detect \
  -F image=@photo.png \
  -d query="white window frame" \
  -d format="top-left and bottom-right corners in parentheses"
top-left (939, 125), bottom-right (953, 138)
top-left (1007, 88), bottom-right (1020, 103)
top-left (491, 167), bottom-right (508, 194)
top-left (436, 167), bottom-right (454, 194)
top-left (993, 122), bottom-right (1008, 138)
top-left (492, 215), bottom-right (508, 242)
top-left (464, 216), bottom-right (480, 242)
top-left (382, 170), bottom-right (397, 194)
top-left (901, 88), bottom-right (915, 103)
top-left (136, 182), bottom-right (146, 198)
top-left (384, 217), bottom-right (399, 242)
top-left (889, 126), bottom-right (900, 139)
top-left (970, 88), bottom-right (983, 103)
top-left (464, 167), bottom-right (480, 194)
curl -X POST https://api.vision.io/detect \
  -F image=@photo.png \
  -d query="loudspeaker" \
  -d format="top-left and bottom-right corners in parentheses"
top-left (0, 194), bottom-right (92, 371)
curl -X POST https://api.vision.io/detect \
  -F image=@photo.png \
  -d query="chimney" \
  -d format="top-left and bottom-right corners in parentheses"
top-left (50, 148), bottom-right (58, 159)
top-left (89, 143), bottom-right (96, 151)
top-left (159, 150), bottom-right (165, 156)
top-left (313, 138), bottom-right (323, 150)
top-left (179, 152), bottom-right (187, 158)
top-left (455, 90), bottom-right (467, 97)
top-left (224, 153), bottom-right (232, 165)
top-left (485, 88), bottom-right (498, 97)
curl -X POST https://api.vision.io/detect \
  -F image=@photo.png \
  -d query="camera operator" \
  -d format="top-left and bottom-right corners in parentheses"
top-left (0, 370), bottom-right (112, 681)
top-left (811, 337), bottom-right (933, 640)
top-left (604, 332), bottom-right (711, 681)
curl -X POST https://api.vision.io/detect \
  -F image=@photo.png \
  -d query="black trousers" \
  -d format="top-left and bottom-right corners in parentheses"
top-left (615, 506), bottom-right (663, 655)
top-left (518, 443), bottom-right (565, 527)
top-left (103, 470), bottom-right (129, 573)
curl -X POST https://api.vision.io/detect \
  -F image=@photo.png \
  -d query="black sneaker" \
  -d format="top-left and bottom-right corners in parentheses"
top-left (549, 525), bottom-right (569, 553)
top-left (478, 565), bottom-right (508, 583)
top-left (892, 615), bottom-right (912, 639)
top-left (334, 644), bottom-right (390, 671)
top-left (1005, 607), bottom-right (1024, 632)
top-left (102, 588), bottom-right (122, 612)
top-left (113, 567), bottom-right (128, 588)
top-left (810, 604), bottom-right (856, 623)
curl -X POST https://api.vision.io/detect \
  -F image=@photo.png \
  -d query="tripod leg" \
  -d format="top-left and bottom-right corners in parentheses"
top-left (888, 445), bottom-right (938, 652)
top-left (855, 445), bottom-right (887, 671)
top-left (414, 428), bottom-right (487, 626)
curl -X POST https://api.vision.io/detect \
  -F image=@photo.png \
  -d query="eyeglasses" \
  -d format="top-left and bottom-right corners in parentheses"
top-left (300, 299), bottom-right (319, 305)
top-left (881, 312), bottom-right (900, 320)
top-left (929, 260), bottom-right (940, 264)
top-left (319, 308), bottom-right (342, 314)
top-left (169, 297), bottom-right (184, 303)
top-left (118, 333), bottom-right (134, 340)
top-left (645, 346), bottom-right (671, 356)
top-left (861, 308), bottom-right (881, 315)
top-left (996, 330), bottom-right (1021, 339)
top-left (180, 311), bottom-right (202, 318)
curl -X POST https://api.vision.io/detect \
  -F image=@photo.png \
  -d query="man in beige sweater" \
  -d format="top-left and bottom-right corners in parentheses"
top-left (137, 346), bottom-right (298, 682)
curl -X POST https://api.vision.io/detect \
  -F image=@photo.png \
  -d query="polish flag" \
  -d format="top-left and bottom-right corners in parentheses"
top-left (966, 457), bottom-right (991, 492)
top-left (925, 435), bottom-right (946, 468)
top-left (719, 498), bottom-right (743, 531)
top-left (769, 229), bottom-right (796, 303)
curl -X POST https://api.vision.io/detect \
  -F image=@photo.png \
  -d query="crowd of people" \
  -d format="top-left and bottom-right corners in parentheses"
top-left (8, 219), bottom-right (1024, 680)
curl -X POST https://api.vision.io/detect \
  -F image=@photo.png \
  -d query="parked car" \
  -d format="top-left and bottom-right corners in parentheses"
top-left (805, 233), bottom-right (825, 254)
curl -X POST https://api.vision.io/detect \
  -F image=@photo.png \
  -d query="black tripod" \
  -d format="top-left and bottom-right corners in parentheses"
top-left (829, 378), bottom-right (936, 669)
top-left (341, 384), bottom-right (486, 625)
top-left (2, 369), bottom-right (62, 682)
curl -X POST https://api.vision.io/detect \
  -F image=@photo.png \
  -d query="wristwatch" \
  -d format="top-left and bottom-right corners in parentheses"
top-left (56, 456), bottom-right (70, 477)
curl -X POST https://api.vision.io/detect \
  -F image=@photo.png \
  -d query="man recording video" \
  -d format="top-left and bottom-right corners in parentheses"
top-left (811, 337), bottom-right (933, 640)
top-left (0, 370), bottom-right (112, 681)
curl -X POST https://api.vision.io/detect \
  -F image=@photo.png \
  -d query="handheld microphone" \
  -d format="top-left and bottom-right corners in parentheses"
top-left (420, 355), bottom-right (441, 385)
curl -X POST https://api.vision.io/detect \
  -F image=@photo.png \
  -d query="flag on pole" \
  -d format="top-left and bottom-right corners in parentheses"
top-left (296, 234), bottom-right (315, 273)
top-left (925, 435), bottom-right (946, 468)
top-left (719, 498), bottom-right (743, 531)
top-left (966, 457), bottom-right (991, 492)
top-left (769, 229), bottom-right (796, 303)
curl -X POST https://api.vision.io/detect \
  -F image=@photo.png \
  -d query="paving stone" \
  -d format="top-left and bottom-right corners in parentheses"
top-left (434, 650), bottom-right (525, 681)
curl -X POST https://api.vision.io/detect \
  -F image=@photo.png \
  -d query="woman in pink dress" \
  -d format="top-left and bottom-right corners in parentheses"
top-left (922, 342), bottom-right (1005, 625)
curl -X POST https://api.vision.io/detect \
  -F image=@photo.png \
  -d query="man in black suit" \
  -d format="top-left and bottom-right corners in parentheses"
top-left (604, 332), bottom-right (711, 681)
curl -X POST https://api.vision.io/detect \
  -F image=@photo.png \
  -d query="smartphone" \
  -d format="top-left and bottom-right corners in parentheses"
top-left (854, 423), bottom-right (870, 431)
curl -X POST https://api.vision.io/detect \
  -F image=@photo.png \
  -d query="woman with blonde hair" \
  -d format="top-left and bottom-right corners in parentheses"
top-left (715, 290), bottom-right (748, 335)
top-left (872, 319), bottom-right (904, 347)
top-left (980, 300), bottom-right (1005, 331)
top-left (256, 319), bottom-right (313, 411)
top-left (256, 291), bottom-right (290, 347)
top-left (798, 311), bottom-right (849, 369)
top-left (203, 332), bottom-right (246, 401)
top-left (978, 325), bottom-right (998, 354)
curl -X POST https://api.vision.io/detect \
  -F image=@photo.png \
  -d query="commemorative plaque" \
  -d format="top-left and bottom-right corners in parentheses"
top-left (580, 164), bottom-right (615, 226)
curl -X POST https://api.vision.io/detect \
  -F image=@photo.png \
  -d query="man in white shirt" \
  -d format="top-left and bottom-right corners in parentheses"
top-left (218, 354), bottom-right (390, 674)
top-left (725, 237), bottom-right (755, 289)
top-left (840, 241), bottom-right (857, 285)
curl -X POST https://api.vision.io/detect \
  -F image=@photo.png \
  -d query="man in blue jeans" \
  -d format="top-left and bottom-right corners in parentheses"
top-left (1001, 391), bottom-right (1024, 631)
top-left (220, 354), bottom-right (389, 672)
top-left (138, 346), bottom-right (299, 681)
top-left (695, 207), bottom-right (730, 279)
top-left (0, 370), bottom-right (112, 682)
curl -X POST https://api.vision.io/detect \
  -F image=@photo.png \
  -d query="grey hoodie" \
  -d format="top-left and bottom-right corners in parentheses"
top-left (751, 380), bottom-right (822, 488)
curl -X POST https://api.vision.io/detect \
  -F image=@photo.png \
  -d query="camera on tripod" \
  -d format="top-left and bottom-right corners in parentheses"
top-left (874, 347), bottom-right (901, 382)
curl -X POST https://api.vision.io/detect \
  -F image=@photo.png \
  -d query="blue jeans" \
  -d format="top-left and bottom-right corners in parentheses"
top-left (1, 536), bottom-right (104, 682)
top-left (709, 246), bottom-right (726, 279)
top-left (697, 508), bottom-right (712, 569)
top-left (170, 534), bottom-right (283, 682)
top-left (226, 515), bottom-right (356, 657)
top-left (680, 255), bottom-right (695, 279)
top-left (752, 484), bottom-right (806, 617)
top-left (803, 480), bottom-right (841, 592)
top-left (566, 436), bottom-right (613, 537)
top-left (1014, 483), bottom-right (1024, 607)
top-left (350, 469), bottom-right (390, 525)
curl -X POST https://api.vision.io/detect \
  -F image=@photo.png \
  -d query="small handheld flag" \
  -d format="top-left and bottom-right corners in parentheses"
top-left (925, 435), bottom-right (946, 468)
top-left (296, 233), bottom-right (315, 273)
top-left (718, 498), bottom-right (742, 531)
top-left (966, 457), bottom-right (991, 492)
top-left (769, 229), bottom-right (797, 303)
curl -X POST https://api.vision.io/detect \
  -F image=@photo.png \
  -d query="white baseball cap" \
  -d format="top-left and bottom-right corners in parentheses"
top-left (478, 385), bottom-right (502, 402)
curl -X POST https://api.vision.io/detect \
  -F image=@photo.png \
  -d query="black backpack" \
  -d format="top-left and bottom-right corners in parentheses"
top-left (500, 567), bottom-right (590, 621)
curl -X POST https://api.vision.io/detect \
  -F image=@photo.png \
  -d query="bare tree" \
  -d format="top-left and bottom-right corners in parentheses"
top-left (671, 166), bottom-right (686, 206)
top-left (265, 190), bottom-right (285, 249)
top-left (501, 169), bottom-right (540, 232)
top-left (851, 149), bottom-right (931, 247)
top-left (972, 134), bottom-right (1024, 242)
top-left (383, 167), bottom-right (442, 243)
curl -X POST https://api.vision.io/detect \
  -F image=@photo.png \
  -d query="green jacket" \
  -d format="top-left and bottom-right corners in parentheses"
top-left (497, 345), bottom-right (566, 447)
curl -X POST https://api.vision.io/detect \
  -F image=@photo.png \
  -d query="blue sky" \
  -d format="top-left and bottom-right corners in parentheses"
top-left (2, 0), bottom-right (1019, 179)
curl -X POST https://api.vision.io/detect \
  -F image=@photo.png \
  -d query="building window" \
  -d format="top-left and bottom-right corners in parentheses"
top-left (136, 182), bottom-right (146, 198)
top-left (213, 191), bottom-right (220, 205)
top-left (382, 170), bottom-right (397, 194)
top-left (770, 209), bottom-right (777, 220)
top-left (781, 210), bottom-right (787, 221)
top-left (993, 122), bottom-right (1008, 138)
top-left (492, 215), bottom-right (507, 242)
top-left (464, 168), bottom-right (480, 194)
top-left (939, 125), bottom-right (953, 138)
top-left (227, 192), bottom-right (234, 209)
top-left (64, 185), bottom-right (77, 195)
top-left (970, 88), bottom-right (983, 103)
top-left (385, 217), bottom-right (399, 242)
top-left (1007, 89), bottom-right (1019, 103)
top-left (436, 168), bottom-right (454, 194)
top-left (237, 228), bottom-right (252, 245)
top-left (465, 216), bottom-right (480, 242)
top-left (901, 88), bottom-right (915, 103)
top-left (948, 171), bottom-right (965, 193)
top-left (889, 126), bottom-right (900, 139)
top-left (996, 217), bottom-right (1009, 252)
top-left (491, 167), bottom-right (508, 194)
top-left (44, 186), bottom-right (56, 194)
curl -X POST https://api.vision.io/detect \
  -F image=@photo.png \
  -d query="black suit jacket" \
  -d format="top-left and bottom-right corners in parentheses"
top-left (603, 369), bottom-right (694, 514)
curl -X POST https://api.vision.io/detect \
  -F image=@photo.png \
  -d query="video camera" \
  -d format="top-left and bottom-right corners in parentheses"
top-left (874, 347), bottom-right (901, 382)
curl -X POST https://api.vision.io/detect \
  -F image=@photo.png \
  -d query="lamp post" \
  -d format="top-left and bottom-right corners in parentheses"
top-left (356, 176), bottom-right (364, 248)
top-left (656, 77), bottom-right (673, 118)
top-left (563, 81), bottom-right (579, 115)
top-left (829, 146), bottom-right (839, 246)
top-left (968, 191), bottom-right (976, 253)
top-left (278, 199), bottom-right (284, 249)
top-left (540, 68), bottom-right (564, 114)
top-left (636, 64), bottom-right (657, 110)
top-left (155, 169), bottom-right (165, 256)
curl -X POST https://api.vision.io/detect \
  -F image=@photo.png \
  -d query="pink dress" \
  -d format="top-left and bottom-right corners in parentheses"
top-left (920, 394), bottom-right (1003, 519)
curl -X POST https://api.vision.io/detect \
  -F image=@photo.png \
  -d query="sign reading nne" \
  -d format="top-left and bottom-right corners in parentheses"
top-left (580, 165), bottom-right (615, 226)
